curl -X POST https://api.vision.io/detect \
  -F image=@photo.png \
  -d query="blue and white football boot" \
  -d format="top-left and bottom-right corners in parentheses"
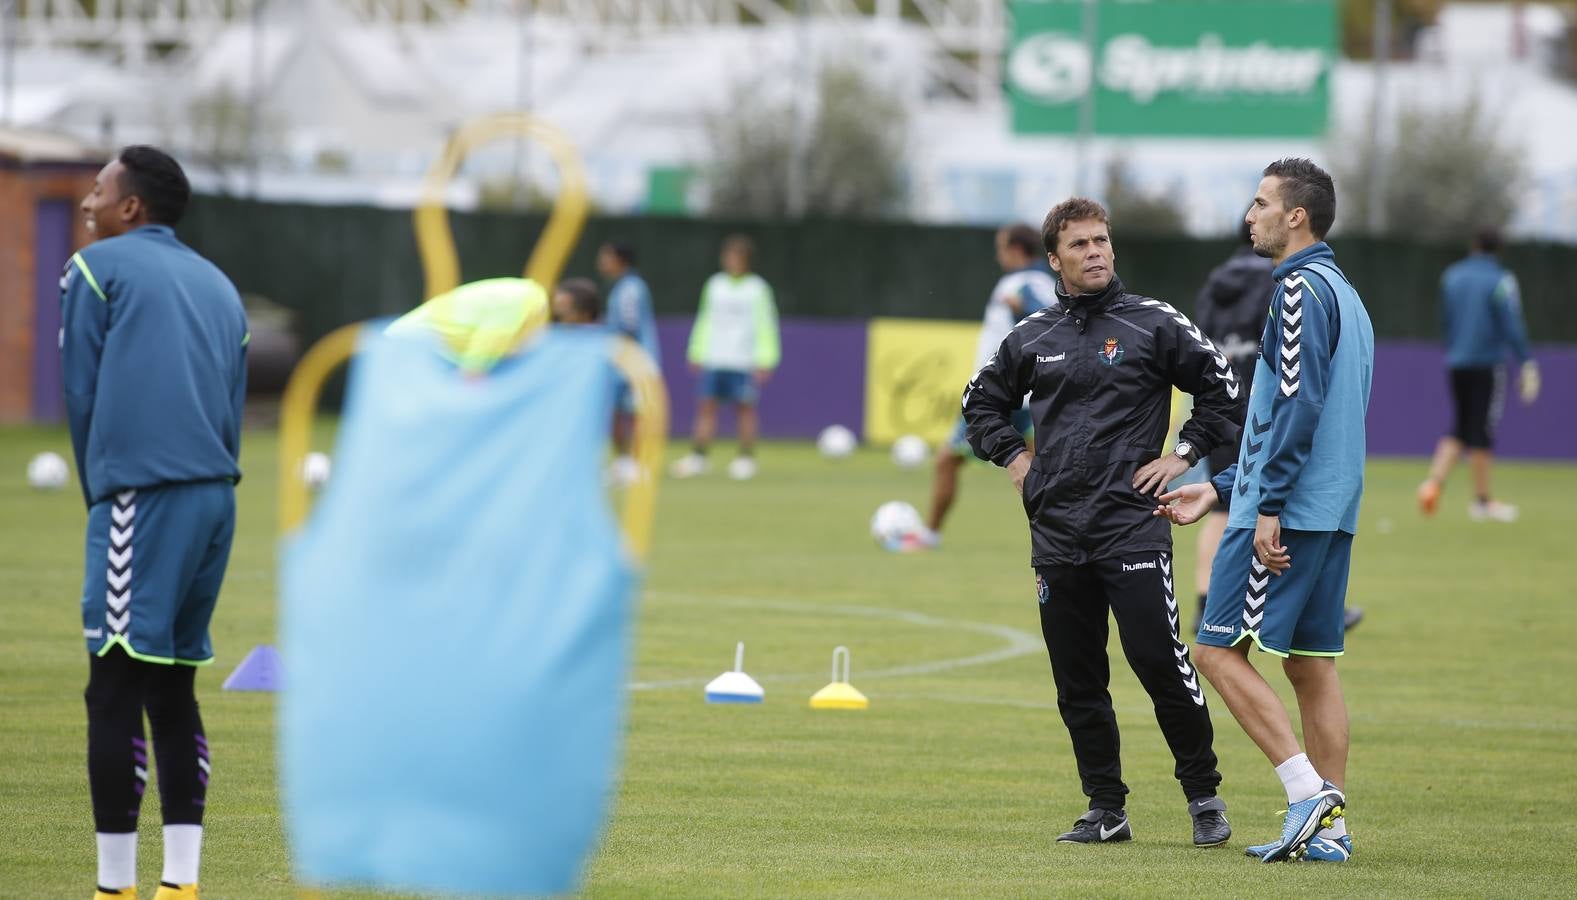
top-left (1301, 833), bottom-right (1353, 862)
top-left (1246, 832), bottom-right (1352, 861)
top-left (1258, 781), bottom-right (1345, 863)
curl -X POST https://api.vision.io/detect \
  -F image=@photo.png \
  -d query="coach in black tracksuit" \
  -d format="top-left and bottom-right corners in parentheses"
top-left (963, 199), bottom-right (1244, 847)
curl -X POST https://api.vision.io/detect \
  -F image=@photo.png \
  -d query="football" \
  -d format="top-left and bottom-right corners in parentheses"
top-left (890, 435), bottom-right (929, 470)
top-left (869, 500), bottom-right (922, 550)
top-left (26, 451), bottom-right (69, 491)
top-left (816, 425), bottom-right (857, 459)
top-left (301, 451), bottom-right (333, 490)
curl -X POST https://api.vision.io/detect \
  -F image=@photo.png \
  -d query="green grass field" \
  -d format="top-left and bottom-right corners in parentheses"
top-left (3, 425), bottom-right (1575, 898)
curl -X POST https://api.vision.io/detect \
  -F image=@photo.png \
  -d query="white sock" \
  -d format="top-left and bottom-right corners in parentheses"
top-left (1319, 816), bottom-right (1348, 840)
top-left (1274, 752), bottom-right (1324, 804)
top-left (96, 832), bottom-right (137, 890)
top-left (162, 824), bottom-right (203, 885)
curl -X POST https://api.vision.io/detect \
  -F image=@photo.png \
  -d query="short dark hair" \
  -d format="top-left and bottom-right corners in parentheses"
top-left (555, 277), bottom-right (602, 321)
top-left (117, 145), bottom-right (191, 226)
top-left (1262, 158), bottom-right (1335, 240)
top-left (603, 240), bottom-right (637, 266)
top-left (722, 233), bottom-right (755, 264)
top-left (1042, 198), bottom-right (1110, 254)
top-left (1474, 227), bottom-right (1503, 254)
top-left (1001, 223), bottom-right (1041, 257)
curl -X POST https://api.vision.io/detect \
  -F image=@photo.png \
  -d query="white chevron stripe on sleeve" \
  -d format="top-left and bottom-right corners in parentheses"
top-left (1138, 299), bottom-right (1240, 400)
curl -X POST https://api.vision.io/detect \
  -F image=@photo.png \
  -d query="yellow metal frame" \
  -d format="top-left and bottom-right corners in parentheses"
top-left (277, 323), bottom-right (362, 535)
top-left (286, 114), bottom-right (655, 896)
top-left (414, 113), bottom-right (591, 300)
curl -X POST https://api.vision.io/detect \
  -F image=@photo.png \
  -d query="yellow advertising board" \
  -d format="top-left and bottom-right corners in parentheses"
top-left (863, 318), bottom-right (980, 446)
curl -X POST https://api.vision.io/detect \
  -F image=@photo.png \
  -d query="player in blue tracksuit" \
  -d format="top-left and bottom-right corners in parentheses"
top-left (597, 240), bottom-right (661, 481)
top-left (1417, 229), bottom-right (1539, 522)
top-left (65, 146), bottom-right (248, 899)
top-left (1158, 160), bottom-right (1373, 865)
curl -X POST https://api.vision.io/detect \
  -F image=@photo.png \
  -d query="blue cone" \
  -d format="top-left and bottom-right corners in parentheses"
top-left (223, 644), bottom-right (283, 692)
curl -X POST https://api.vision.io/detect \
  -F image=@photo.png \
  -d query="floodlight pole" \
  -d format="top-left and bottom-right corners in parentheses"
top-left (513, 0), bottom-right (533, 207)
top-left (247, 0), bottom-right (265, 197)
top-left (787, 0), bottom-right (812, 218)
top-left (1, 0), bottom-right (15, 128)
top-left (1366, 0), bottom-right (1391, 235)
top-left (1074, 0), bottom-right (1097, 197)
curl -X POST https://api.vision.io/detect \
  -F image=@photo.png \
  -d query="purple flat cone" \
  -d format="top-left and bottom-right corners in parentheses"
top-left (223, 644), bottom-right (282, 692)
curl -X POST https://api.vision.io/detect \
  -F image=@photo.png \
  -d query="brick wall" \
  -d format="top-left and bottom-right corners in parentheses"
top-left (0, 166), bottom-right (98, 422)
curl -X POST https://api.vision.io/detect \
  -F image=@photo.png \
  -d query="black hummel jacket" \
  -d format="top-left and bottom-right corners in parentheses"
top-left (963, 275), bottom-right (1245, 567)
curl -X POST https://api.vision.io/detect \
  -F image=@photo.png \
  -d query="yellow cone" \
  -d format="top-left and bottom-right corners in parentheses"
top-left (810, 680), bottom-right (869, 710)
top-left (809, 646), bottom-right (868, 710)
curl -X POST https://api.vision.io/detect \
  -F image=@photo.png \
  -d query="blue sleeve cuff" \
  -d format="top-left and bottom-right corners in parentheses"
top-left (1210, 464), bottom-right (1237, 511)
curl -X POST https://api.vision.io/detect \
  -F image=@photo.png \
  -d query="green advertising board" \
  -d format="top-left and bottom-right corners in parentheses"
top-left (1006, 0), bottom-right (1337, 136)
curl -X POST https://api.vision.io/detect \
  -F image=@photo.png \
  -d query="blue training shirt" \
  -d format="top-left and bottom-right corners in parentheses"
top-left (1211, 242), bottom-right (1374, 534)
top-left (60, 225), bottom-right (250, 507)
top-left (1441, 253), bottom-right (1533, 369)
top-left (606, 271), bottom-right (661, 368)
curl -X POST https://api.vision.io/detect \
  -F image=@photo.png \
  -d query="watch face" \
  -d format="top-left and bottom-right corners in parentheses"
top-left (1176, 442), bottom-right (1192, 457)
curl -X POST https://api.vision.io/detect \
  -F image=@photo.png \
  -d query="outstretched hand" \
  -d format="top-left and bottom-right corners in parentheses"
top-left (1154, 483), bottom-right (1217, 526)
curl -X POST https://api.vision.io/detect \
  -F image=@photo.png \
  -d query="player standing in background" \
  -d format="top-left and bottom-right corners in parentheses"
top-left (671, 235), bottom-right (781, 481)
top-left (915, 224), bottom-right (1054, 549)
top-left (597, 241), bottom-right (660, 483)
top-left (964, 198), bottom-right (1242, 849)
top-left (1417, 228), bottom-right (1540, 522)
top-left (1161, 158), bottom-right (1373, 864)
top-left (65, 147), bottom-right (249, 899)
top-left (1191, 221), bottom-right (1364, 634)
top-left (550, 277), bottom-right (604, 325)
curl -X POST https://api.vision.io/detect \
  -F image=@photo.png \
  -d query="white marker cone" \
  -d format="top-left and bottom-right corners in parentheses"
top-left (705, 641), bottom-right (764, 704)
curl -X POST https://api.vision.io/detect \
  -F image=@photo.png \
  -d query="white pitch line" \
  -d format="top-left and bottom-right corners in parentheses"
top-left (628, 594), bottom-right (1043, 692)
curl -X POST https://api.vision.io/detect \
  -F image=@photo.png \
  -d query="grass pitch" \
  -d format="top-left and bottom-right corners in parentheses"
top-left (2, 425), bottom-right (1574, 898)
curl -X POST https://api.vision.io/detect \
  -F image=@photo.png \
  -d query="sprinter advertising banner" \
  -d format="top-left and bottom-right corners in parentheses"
top-left (1006, 0), bottom-right (1337, 136)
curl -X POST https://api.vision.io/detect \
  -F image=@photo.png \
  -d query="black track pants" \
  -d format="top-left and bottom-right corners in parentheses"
top-left (1035, 550), bottom-right (1221, 811)
top-left (85, 646), bottom-right (209, 833)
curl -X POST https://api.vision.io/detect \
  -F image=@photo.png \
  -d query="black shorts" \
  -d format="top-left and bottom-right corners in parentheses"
top-left (1450, 366), bottom-right (1505, 450)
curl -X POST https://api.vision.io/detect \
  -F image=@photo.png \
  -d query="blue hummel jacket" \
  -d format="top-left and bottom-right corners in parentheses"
top-left (1211, 242), bottom-right (1374, 534)
top-left (1441, 253), bottom-right (1533, 370)
top-left (60, 225), bottom-right (249, 507)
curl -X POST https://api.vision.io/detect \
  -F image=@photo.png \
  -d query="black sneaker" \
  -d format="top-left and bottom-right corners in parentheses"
top-left (1189, 797), bottom-right (1231, 847)
top-left (1057, 808), bottom-right (1131, 843)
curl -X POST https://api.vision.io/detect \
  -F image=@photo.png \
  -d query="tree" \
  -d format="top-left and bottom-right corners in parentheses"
top-left (1101, 157), bottom-right (1185, 236)
top-left (704, 62), bottom-right (908, 219)
top-left (1336, 94), bottom-right (1526, 241)
top-left (1341, 0), bottom-right (1445, 60)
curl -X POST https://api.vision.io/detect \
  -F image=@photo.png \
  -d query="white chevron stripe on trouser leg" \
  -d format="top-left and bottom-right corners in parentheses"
top-left (1161, 553), bottom-right (1206, 707)
top-left (105, 490), bottom-right (136, 636)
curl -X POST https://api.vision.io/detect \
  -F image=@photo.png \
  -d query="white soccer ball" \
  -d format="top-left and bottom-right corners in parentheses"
top-left (870, 500), bottom-right (923, 550)
top-left (817, 424), bottom-right (857, 459)
top-left (891, 435), bottom-right (930, 470)
top-left (300, 451), bottom-right (332, 491)
top-left (26, 451), bottom-right (69, 491)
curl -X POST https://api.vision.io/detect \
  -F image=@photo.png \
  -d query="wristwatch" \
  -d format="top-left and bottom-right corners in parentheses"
top-left (1174, 441), bottom-right (1197, 466)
